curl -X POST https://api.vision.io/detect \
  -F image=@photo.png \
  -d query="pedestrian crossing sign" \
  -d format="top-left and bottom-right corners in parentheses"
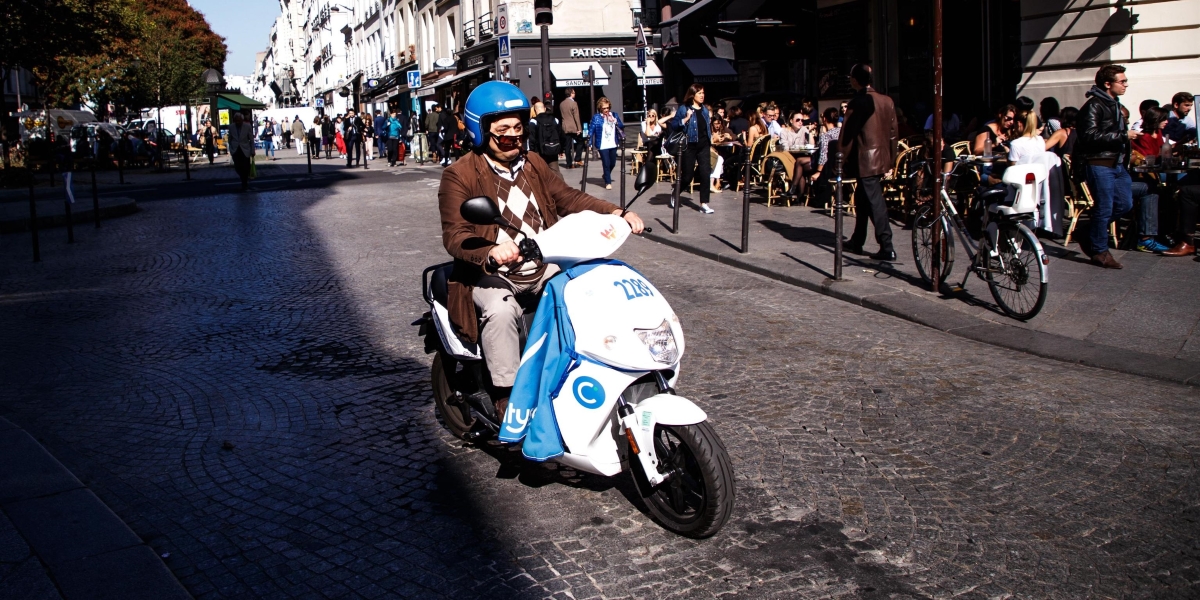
top-left (498, 35), bottom-right (511, 58)
top-left (407, 70), bottom-right (421, 89)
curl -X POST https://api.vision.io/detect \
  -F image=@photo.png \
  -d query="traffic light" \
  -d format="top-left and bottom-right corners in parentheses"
top-left (534, 0), bottom-right (553, 25)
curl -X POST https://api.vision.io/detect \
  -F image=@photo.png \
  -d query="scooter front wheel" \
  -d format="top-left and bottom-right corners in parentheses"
top-left (431, 353), bottom-right (476, 438)
top-left (629, 421), bottom-right (735, 538)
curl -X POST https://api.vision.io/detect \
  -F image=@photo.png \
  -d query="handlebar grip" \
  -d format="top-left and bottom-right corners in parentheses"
top-left (643, 226), bottom-right (653, 233)
top-left (486, 256), bottom-right (499, 271)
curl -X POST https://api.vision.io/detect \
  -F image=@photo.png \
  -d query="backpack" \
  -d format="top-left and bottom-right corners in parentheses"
top-left (535, 113), bottom-right (562, 156)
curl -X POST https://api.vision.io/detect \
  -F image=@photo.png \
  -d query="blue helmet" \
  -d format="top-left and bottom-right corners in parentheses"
top-left (463, 81), bottom-right (530, 147)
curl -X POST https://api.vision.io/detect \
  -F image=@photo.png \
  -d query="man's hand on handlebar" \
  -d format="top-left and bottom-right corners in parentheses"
top-left (615, 210), bottom-right (644, 234)
top-left (488, 241), bottom-right (522, 270)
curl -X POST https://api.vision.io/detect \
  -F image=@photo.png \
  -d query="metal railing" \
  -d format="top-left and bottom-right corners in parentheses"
top-left (479, 12), bottom-right (493, 37)
top-left (463, 24), bottom-right (475, 46)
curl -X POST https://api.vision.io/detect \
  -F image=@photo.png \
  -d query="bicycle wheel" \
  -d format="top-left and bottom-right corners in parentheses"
top-left (911, 203), bottom-right (955, 286)
top-left (986, 223), bottom-right (1048, 320)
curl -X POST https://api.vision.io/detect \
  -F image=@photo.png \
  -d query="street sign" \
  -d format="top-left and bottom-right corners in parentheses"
top-left (635, 24), bottom-right (648, 49)
top-left (498, 34), bottom-right (511, 58)
top-left (637, 48), bottom-right (647, 69)
top-left (497, 3), bottom-right (509, 36)
top-left (407, 70), bottom-right (421, 89)
top-left (315, 98), bottom-right (324, 108)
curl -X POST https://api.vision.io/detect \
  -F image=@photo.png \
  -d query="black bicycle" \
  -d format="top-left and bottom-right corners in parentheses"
top-left (912, 155), bottom-right (1049, 320)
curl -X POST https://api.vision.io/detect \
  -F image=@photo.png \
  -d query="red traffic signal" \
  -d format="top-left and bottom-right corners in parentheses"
top-left (534, 0), bottom-right (553, 25)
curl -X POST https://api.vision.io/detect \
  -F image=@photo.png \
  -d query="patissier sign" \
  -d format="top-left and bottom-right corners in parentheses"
top-left (569, 47), bottom-right (627, 58)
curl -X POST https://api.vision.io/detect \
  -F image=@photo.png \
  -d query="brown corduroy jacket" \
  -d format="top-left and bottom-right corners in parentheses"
top-left (438, 151), bottom-right (620, 343)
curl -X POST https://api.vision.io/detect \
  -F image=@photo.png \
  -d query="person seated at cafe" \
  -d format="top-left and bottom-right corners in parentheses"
top-left (808, 107), bottom-right (843, 207)
top-left (972, 103), bottom-right (1016, 156)
top-left (1055, 107), bottom-right (1079, 157)
top-left (710, 117), bottom-right (735, 192)
top-left (1009, 110), bottom-right (1068, 237)
top-left (1131, 98), bottom-right (1160, 132)
top-left (746, 106), bottom-right (769, 149)
top-left (1131, 106), bottom-right (1168, 158)
top-left (765, 103), bottom-right (784, 138)
top-left (642, 109), bottom-right (664, 155)
top-left (896, 107), bottom-right (916, 140)
top-left (780, 111), bottom-right (815, 199)
top-left (726, 105), bottom-right (750, 141)
top-left (924, 109), bottom-right (962, 141)
top-left (1164, 92), bottom-right (1196, 144)
top-left (1040, 97), bottom-right (1062, 137)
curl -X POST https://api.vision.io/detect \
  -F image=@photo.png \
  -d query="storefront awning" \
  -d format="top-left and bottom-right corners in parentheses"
top-left (433, 65), bottom-right (491, 89)
top-left (549, 62), bottom-right (610, 88)
top-left (216, 93), bottom-right (266, 111)
top-left (681, 58), bottom-right (738, 83)
top-left (624, 60), bottom-right (664, 86)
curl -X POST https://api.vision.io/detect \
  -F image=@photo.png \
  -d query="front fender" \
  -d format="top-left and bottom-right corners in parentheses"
top-left (633, 394), bottom-right (707, 427)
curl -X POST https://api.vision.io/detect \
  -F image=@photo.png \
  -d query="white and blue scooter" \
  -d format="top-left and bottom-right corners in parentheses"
top-left (416, 164), bottom-right (734, 538)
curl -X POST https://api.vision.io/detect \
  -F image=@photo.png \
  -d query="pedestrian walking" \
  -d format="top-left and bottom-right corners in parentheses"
top-left (260, 122), bottom-right (276, 160)
top-left (839, 64), bottom-right (899, 261)
top-left (226, 112), bottom-right (255, 191)
top-left (669, 85), bottom-right (713, 212)
top-left (374, 110), bottom-right (387, 158)
top-left (321, 115), bottom-right (335, 159)
top-left (281, 117), bottom-right (291, 149)
top-left (272, 118), bottom-right (283, 151)
top-left (202, 120), bottom-right (217, 164)
top-left (560, 88), bottom-right (583, 168)
top-left (291, 116), bottom-right (306, 155)
top-left (1077, 64), bottom-right (1139, 269)
top-left (589, 97), bottom-right (624, 190)
top-left (386, 110), bottom-right (406, 166)
top-left (343, 110), bottom-right (361, 167)
top-left (363, 119), bottom-right (375, 161)
top-left (425, 104), bottom-right (442, 163)
top-left (439, 103), bottom-right (458, 166)
top-left (529, 99), bottom-right (565, 179)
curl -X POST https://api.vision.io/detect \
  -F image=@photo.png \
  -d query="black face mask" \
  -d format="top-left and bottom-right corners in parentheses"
top-left (490, 133), bottom-right (524, 152)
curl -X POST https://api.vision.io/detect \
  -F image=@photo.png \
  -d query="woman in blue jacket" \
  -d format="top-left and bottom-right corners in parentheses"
top-left (589, 97), bottom-right (624, 189)
top-left (670, 84), bottom-right (713, 213)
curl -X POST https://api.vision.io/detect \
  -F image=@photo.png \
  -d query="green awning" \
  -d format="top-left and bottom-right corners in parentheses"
top-left (216, 93), bottom-right (266, 111)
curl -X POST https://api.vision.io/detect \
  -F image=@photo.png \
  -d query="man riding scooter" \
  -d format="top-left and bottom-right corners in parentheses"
top-left (438, 81), bottom-right (644, 423)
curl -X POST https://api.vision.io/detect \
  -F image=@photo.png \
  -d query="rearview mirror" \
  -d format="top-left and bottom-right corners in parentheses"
top-left (635, 159), bottom-right (655, 193)
top-left (460, 196), bottom-right (501, 225)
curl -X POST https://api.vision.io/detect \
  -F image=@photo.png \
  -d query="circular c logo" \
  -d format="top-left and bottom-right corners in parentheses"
top-left (573, 376), bottom-right (606, 409)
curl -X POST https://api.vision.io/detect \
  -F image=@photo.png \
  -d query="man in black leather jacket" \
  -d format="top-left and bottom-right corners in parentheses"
top-left (1076, 64), bottom-right (1140, 269)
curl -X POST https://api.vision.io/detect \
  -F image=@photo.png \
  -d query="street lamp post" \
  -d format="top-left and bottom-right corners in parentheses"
top-left (535, 0), bottom-right (553, 99)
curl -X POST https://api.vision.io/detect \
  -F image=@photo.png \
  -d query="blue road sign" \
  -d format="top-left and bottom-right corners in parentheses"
top-left (498, 35), bottom-right (511, 58)
top-left (637, 48), bottom-right (647, 70)
top-left (407, 70), bottom-right (421, 89)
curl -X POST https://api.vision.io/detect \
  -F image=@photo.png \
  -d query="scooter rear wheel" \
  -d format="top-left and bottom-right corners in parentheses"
top-left (629, 421), bottom-right (735, 538)
top-left (431, 353), bottom-right (476, 439)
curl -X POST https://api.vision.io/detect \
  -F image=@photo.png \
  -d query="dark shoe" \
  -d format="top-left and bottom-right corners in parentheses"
top-left (869, 249), bottom-right (897, 262)
top-left (843, 242), bottom-right (864, 255)
top-left (1091, 250), bottom-right (1123, 269)
top-left (1163, 240), bottom-right (1195, 257)
top-left (494, 397), bottom-right (509, 421)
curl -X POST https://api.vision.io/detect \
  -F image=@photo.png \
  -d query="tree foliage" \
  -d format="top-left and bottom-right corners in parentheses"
top-left (2, 0), bottom-right (227, 117)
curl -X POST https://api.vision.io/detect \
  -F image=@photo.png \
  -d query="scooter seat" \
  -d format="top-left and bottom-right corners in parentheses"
top-left (430, 263), bottom-right (452, 306)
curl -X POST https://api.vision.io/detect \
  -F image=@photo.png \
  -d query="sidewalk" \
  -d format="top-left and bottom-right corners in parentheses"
top-left (0, 417), bottom-right (190, 599)
top-left (577, 165), bottom-right (1200, 385)
top-left (0, 151), bottom-right (345, 201)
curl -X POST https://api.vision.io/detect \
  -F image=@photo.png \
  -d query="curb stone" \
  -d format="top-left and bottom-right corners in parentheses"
top-left (0, 417), bottom-right (192, 600)
top-left (642, 231), bottom-right (1200, 386)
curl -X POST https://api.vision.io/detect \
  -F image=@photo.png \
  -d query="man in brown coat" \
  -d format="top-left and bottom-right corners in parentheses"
top-left (839, 63), bottom-right (899, 261)
top-left (439, 84), bottom-right (643, 412)
top-left (559, 88), bottom-right (583, 168)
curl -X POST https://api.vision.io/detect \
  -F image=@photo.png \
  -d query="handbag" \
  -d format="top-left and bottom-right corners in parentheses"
top-left (664, 130), bottom-right (687, 156)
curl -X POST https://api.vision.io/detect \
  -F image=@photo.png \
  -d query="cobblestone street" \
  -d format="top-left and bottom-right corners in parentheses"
top-left (0, 169), bottom-right (1197, 599)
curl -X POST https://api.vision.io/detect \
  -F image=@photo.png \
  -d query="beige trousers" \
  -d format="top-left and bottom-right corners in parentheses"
top-left (472, 264), bottom-right (561, 387)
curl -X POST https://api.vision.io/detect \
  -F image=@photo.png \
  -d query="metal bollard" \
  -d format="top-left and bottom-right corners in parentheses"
top-left (363, 138), bottom-right (368, 170)
top-left (834, 151), bottom-right (844, 281)
top-left (580, 137), bottom-right (591, 192)
top-left (671, 143), bottom-right (683, 234)
top-left (306, 139), bottom-right (313, 174)
top-left (619, 137), bottom-right (626, 209)
top-left (741, 145), bottom-right (751, 253)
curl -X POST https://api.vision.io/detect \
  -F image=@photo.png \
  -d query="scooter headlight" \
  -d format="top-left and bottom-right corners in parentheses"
top-left (636, 319), bottom-right (679, 365)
